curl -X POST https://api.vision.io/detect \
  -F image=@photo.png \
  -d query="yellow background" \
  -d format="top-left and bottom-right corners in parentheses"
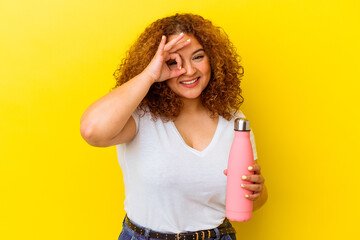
top-left (1, 0), bottom-right (359, 239)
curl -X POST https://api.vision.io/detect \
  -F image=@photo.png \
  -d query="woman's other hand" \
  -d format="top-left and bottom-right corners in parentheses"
top-left (241, 163), bottom-right (265, 201)
top-left (142, 33), bottom-right (191, 83)
top-left (223, 163), bottom-right (265, 201)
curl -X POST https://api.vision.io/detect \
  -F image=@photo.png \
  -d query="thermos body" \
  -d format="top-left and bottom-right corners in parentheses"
top-left (225, 118), bottom-right (255, 222)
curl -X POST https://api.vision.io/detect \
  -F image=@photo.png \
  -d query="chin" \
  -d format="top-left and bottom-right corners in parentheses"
top-left (178, 92), bottom-right (202, 100)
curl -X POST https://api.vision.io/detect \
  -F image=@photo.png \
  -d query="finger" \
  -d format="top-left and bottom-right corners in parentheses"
top-left (165, 53), bottom-right (183, 70)
top-left (241, 183), bottom-right (263, 193)
top-left (248, 163), bottom-right (261, 173)
top-left (168, 67), bottom-right (186, 79)
top-left (245, 192), bottom-right (261, 201)
top-left (223, 169), bottom-right (228, 176)
top-left (155, 35), bottom-right (166, 57)
top-left (242, 174), bottom-right (264, 184)
top-left (168, 38), bottom-right (191, 53)
top-left (173, 53), bottom-right (183, 70)
top-left (254, 163), bottom-right (261, 174)
top-left (164, 32), bottom-right (185, 52)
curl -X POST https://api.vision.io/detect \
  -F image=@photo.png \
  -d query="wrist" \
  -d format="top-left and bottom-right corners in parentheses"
top-left (140, 69), bottom-right (158, 85)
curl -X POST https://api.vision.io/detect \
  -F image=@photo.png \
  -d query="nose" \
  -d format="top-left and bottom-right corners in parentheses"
top-left (183, 61), bottom-right (196, 76)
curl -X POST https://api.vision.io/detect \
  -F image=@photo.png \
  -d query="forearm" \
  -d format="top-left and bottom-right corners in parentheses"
top-left (80, 72), bottom-right (153, 142)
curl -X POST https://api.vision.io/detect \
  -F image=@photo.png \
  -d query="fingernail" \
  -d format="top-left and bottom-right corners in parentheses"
top-left (242, 175), bottom-right (247, 180)
top-left (248, 166), bottom-right (253, 171)
top-left (180, 32), bottom-right (184, 36)
top-left (187, 39), bottom-right (191, 42)
top-left (179, 66), bottom-right (182, 70)
top-left (162, 35), bottom-right (165, 39)
top-left (245, 194), bottom-right (249, 198)
top-left (241, 184), bottom-right (245, 188)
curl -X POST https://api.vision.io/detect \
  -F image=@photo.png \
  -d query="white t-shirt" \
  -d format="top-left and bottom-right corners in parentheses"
top-left (116, 109), bottom-right (257, 233)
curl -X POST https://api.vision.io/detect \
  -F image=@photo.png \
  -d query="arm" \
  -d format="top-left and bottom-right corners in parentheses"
top-left (80, 33), bottom-right (190, 147)
top-left (80, 72), bottom-right (154, 147)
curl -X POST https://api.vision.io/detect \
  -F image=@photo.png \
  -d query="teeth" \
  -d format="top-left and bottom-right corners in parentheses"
top-left (181, 78), bottom-right (199, 85)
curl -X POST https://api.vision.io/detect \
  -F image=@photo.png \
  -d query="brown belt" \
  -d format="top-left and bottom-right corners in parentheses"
top-left (125, 215), bottom-right (236, 240)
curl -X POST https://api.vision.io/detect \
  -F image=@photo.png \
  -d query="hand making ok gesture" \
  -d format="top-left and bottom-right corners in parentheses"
top-left (143, 33), bottom-right (191, 83)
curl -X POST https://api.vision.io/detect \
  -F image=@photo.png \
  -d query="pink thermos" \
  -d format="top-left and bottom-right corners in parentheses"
top-left (225, 118), bottom-right (254, 222)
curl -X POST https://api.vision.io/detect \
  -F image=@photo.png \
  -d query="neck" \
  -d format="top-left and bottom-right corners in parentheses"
top-left (179, 97), bottom-right (206, 116)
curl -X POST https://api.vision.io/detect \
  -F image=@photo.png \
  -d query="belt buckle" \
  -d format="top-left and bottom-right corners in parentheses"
top-left (200, 230), bottom-right (211, 240)
top-left (176, 232), bottom-right (188, 240)
top-left (195, 230), bottom-right (209, 240)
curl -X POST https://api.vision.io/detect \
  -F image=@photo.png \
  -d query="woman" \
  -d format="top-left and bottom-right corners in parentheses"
top-left (80, 13), bottom-right (267, 240)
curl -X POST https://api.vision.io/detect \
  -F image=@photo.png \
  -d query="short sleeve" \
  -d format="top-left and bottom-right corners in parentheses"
top-left (249, 128), bottom-right (258, 161)
top-left (233, 109), bottom-right (258, 161)
top-left (131, 108), bottom-right (141, 135)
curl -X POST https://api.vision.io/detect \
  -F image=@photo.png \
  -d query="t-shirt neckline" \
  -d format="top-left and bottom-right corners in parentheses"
top-left (169, 116), bottom-right (223, 157)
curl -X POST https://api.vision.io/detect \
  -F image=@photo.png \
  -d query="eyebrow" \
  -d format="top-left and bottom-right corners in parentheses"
top-left (192, 49), bottom-right (205, 55)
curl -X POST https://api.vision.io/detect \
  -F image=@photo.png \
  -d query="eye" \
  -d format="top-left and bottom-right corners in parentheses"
top-left (194, 55), bottom-right (204, 60)
top-left (167, 60), bottom-right (177, 66)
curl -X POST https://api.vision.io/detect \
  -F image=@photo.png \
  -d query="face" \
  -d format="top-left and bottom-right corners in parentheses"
top-left (165, 34), bottom-right (211, 100)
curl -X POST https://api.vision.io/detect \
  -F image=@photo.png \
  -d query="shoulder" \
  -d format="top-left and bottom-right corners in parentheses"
top-left (229, 109), bottom-right (247, 120)
top-left (132, 106), bottom-right (167, 130)
top-left (132, 106), bottom-right (151, 121)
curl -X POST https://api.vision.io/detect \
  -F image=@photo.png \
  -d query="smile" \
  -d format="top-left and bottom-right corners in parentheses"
top-left (180, 77), bottom-right (200, 85)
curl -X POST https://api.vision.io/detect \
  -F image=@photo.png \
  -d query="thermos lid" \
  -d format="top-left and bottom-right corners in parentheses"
top-left (234, 118), bottom-right (250, 131)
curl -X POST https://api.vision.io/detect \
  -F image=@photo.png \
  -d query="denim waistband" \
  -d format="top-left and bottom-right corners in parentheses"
top-left (121, 214), bottom-right (234, 240)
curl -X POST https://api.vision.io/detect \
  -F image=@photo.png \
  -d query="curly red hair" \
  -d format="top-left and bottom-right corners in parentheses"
top-left (113, 13), bottom-right (244, 121)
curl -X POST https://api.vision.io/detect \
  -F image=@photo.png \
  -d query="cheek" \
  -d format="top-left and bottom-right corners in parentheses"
top-left (201, 67), bottom-right (211, 80)
top-left (165, 78), bottom-right (178, 91)
top-left (201, 60), bottom-right (211, 75)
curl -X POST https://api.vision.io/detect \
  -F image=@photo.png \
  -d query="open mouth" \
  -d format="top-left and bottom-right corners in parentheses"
top-left (180, 77), bottom-right (200, 85)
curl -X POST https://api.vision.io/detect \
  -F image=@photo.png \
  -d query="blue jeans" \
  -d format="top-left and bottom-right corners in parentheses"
top-left (118, 215), bottom-right (237, 240)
